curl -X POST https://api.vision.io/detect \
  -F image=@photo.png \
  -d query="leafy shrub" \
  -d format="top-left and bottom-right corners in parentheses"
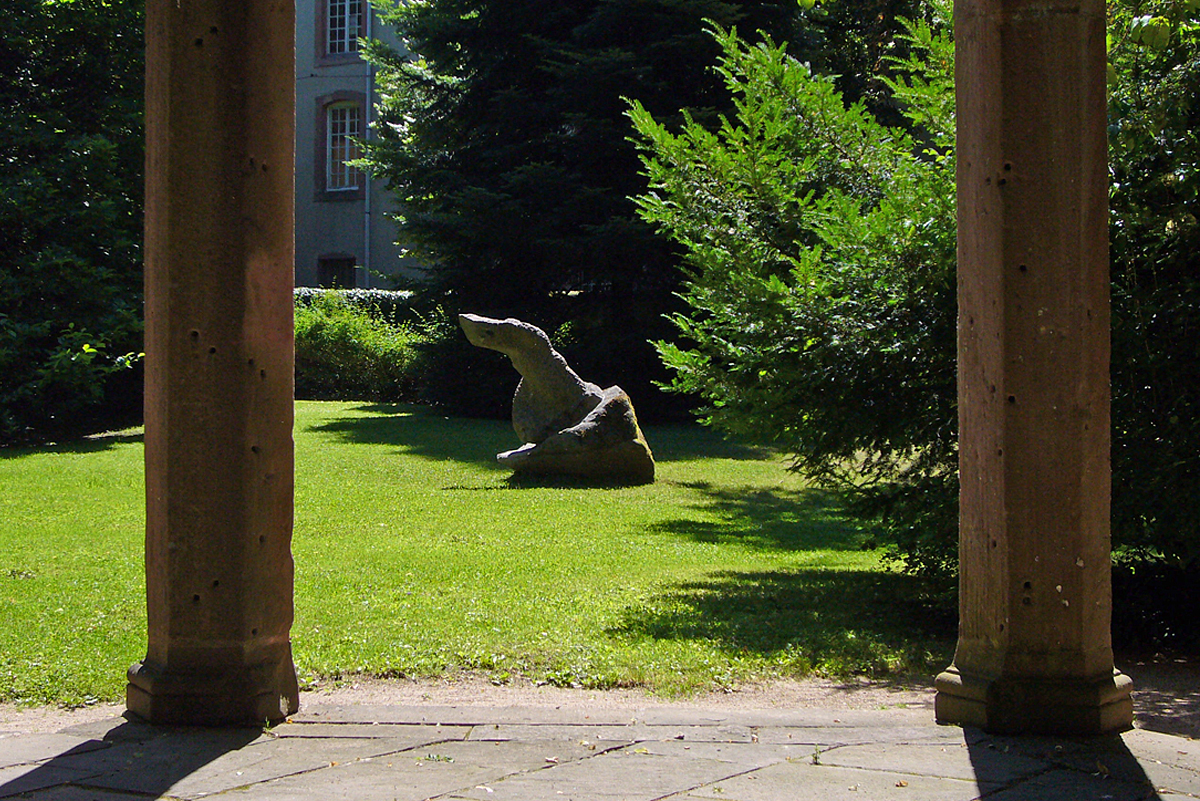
top-left (294, 292), bottom-right (423, 401)
top-left (294, 288), bottom-right (414, 324)
top-left (630, 16), bottom-right (959, 582)
top-left (1107, 0), bottom-right (1200, 573)
top-left (634, 0), bottom-right (1200, 634)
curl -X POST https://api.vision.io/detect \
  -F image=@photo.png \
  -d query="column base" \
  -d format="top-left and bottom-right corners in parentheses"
top-left (126, 646), bottom-right (299, 726)
top-left (935, 664), bottom-right (1133, 735)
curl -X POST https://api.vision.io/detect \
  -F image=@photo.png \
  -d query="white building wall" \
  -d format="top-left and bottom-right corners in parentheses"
top-left (294, 0), bottom-right (408, 288)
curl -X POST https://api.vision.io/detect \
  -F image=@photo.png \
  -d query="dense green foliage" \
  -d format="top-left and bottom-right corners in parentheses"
top-left (1107, 0), bottom-right (1200, 573)
top-left (635, 0), bottom-right (1200, 641)
top-left (0, 0), bottom-right (145, 444)
top-left (631, 13), bottom-right (959, 580)
top-left (0, 402), bottom-right (951, 706)
top-left (294, 292), bottom-right (425, 401)
top-left (361, 0), bottom-right (805, 418)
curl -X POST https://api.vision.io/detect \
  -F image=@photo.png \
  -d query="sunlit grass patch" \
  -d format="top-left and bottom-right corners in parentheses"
top-left (0, 401), bottom-right (953, 706)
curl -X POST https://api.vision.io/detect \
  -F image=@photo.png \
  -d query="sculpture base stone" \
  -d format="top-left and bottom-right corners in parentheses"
top-left (501, 438), bottom-right (655, 485)
top-left (498, 386), bottom-right (655, 485)
top-left (127, 646), bottom-right (299, 726)
top-left (935, 665), bottom-right (1133, 735)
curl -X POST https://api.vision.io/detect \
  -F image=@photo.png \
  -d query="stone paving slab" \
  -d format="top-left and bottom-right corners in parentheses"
top-left (294, 704), bottom-right (640, 727)
top-left (465, 723), bottom-right (756, 744)
top-left (1, 704), bottom-right (1197, 800)
top-left (264, 721), bottom-right (472, 741)
top-left (752, 724), bottom-right (962, 746)
top-left (446, 743), bottom-right (792, 801)
top-left (678, 759), bottom-right (999, 801)
top-left (77, 734), bottom-right (442, 799)
top-left (817, 738), bottom-right (1049, 783)
top-left (0, 763), bottom-right (100, 800)
top-left (0, 734), bottom-right (108, 770)
top-left (6, 786), bottom-right (148, 801)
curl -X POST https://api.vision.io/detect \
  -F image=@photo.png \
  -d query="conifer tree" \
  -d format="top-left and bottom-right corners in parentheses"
top-left (363, 1), bottom-right (799, 414)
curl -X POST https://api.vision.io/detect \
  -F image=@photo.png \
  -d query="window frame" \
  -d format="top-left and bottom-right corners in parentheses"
top-left (314, 91), bottom-right (367, 201)
top-left (316, 0), bottom-right (363, 66)
top-left (317, 253), bottom-right (358, 288)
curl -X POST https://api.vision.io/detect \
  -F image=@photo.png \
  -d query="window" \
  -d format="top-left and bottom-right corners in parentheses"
top-left (326, 102), bottom-right (362, 191)
top-left (314, 92), bottom-right (366, 199)
top-left (326, 0), bottom-right (362, 56)
top-left (318, 255), bottom-right (357, 288)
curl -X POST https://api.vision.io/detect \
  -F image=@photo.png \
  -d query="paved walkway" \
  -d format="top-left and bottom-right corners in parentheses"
top-left (1, 702), bottom-right (1197, 800)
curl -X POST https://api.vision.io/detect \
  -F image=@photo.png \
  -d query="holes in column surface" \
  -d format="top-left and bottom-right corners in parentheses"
top-left (1018, 263), bottom-right (1028, 273)
top-left (189, 330), bottom-right (200, 341)
top-left (194, 37), bottom-right (204, 47)
top-left (212, 580), bottom-right (220, 589)
top-left (208, 346), bottom-right (217, 355)
top-left (260, 369), bottom-right (267, 380)
top-left (192, 594), bottom-right (201, 604)
top-left (1007, 395), bottom-right (1017, 404)
top-left (251, 445), bottom-right (261, 454)
top-left (1023, 581), bottom-right (1032, 589)
top-left (1003, 162), bottom-right (1013, 172)
top-left (259, 535), bottom-right (267, 545)
top-left (251, 628), bottom-right (259, 636)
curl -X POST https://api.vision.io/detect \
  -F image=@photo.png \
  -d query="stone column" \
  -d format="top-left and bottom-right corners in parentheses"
top-left (934, 0), bottom-right (1133, 734)
top-left (127, 0), bottom-right (300, 725)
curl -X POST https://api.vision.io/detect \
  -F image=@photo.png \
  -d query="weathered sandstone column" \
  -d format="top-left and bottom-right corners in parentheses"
top-left (127, 0), bottom-right (300, 725)
top-left (935, 0), bottom-right (1133, 734)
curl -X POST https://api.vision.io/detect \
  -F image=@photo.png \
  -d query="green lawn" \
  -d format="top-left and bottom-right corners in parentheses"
top-left (0, 401), bottom-right (952, 707)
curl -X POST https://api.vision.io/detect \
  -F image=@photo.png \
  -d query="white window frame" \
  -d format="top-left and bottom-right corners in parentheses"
top-left (326, 103), bottom-right (362, 192)
top-left (326, 0), bottom-right (362, 56)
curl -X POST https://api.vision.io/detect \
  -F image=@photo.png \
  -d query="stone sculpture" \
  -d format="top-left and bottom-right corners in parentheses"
top-left (459, 313), bottom-right (655, 484)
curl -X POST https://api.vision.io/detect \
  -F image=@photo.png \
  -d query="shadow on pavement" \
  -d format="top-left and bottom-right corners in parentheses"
top-left (1121, 656), bottom-right (1200, 739)
top-left (965, 728), bottom-right (1163, 800)
top-left (0, 716), bottom-right (260, 799)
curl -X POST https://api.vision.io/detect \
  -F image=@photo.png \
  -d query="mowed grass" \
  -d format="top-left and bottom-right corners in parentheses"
top-left (0, 401), bottom-right (953, 706)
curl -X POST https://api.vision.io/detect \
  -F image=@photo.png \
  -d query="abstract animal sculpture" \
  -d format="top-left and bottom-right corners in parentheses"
top-left (459, 313), bottom-right (655, 484)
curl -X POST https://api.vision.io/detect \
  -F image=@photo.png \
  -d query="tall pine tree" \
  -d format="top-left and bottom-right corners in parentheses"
top-left (363, 1), bottom-right (798, 416)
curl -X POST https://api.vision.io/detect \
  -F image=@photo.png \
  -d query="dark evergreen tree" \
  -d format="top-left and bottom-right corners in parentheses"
top-left (0, 0), bottom-right (145, 443)
top-left (362, 0), bottom-right (800, 417)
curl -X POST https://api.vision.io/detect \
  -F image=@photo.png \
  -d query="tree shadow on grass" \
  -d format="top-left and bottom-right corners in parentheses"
top-left (306, 403), bottom-right (513, 466)
top-left (0, 430), bottom-right (143, 460)
top-left (652, 481), bottom-right (869, 552)
top-left (306, 403), bottom-right (772, 470)
top-left (609, 568), bottom-right (956, 677)
top-left (647, 425), bottom-right (777, 463)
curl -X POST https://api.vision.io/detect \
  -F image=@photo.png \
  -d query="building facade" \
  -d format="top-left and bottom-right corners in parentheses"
top-left (295, 0), bottom-right (407, 288)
